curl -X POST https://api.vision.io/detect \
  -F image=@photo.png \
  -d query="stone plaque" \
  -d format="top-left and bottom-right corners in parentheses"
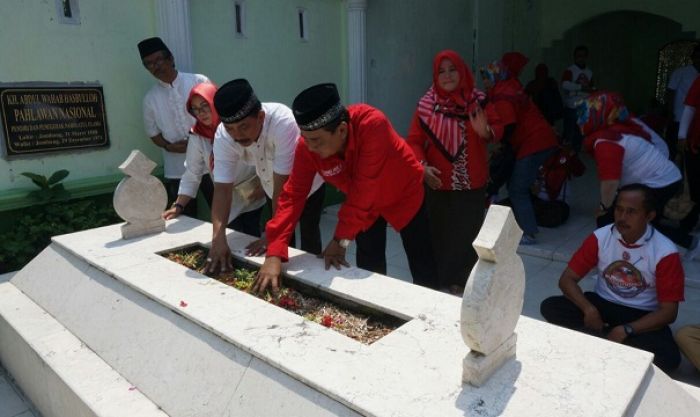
top-left (0, 84), bottom-right (110, 156)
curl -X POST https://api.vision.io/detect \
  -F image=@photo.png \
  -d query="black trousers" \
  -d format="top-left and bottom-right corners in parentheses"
top-left (596, 180), bottom-right (692, 248)
top-left (540, 292), bottom-right (681, 373)
top-left (164, 175), bottom-right (214, 218)
top-left (665, 121), bottom-right (680, 162)
top-left (563, 107), bottom-right (584, 153)
top-left (228, 206), bottom-right (264, 237)
top-left (267, 184), bottom-right (326, 255)
top-left (355, 200), bottom-right (438, 289)
top-left (425, 187), bottom-right (486, 289)
top-left (681, 150), bottom-right (700, 230)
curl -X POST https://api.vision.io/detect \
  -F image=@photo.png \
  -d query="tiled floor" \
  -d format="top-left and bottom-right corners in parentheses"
top-left (0, 365), bottom-right (38, 417)
top-left (1, 153), bottom-right (698, 415)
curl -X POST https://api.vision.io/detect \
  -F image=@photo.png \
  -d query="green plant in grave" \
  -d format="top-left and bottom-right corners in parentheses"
top-left (20, 169), bottom-right (70, 202)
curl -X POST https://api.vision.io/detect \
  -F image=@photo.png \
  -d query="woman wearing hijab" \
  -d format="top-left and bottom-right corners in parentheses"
top-left (481, 52), bottom-right (558, 245)
top-left (576, 91), bottom-right (696, 249)
top-left (162, 82), bottom-right (265, 235)
top-left (407, 50), bottom-right (503, 294)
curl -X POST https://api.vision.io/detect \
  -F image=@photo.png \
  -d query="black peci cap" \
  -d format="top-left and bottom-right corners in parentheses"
top-left (213, 79), bottom-right (261, 123)
top-left (292, 83), bottom-right (344, 131)
top-left (138, 37), bottom-right (171, 59)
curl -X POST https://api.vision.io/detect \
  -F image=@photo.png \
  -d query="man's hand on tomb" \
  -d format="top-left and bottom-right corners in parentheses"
top-left (205, 240), bottom-right (233, 274)
top-left (162, 206), bottom-right (180, 220)
top-left (246, 238), bottom-right (268, 256)
top-left (252, 257), bottom-right (282, 295)
top-left (321, 240), bottom-right (350, 271)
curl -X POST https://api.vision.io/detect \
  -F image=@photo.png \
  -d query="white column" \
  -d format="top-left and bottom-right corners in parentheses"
top-left (155, 0), bottom-right (194, 73)
top-left (347, 0), bottom-right (367, 104)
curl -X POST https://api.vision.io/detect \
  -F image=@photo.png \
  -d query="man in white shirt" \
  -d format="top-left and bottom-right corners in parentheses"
top-left (206, 79), bottom-right (325, 273)
top-left (561, 45), bottom-right (594, 153)
top-left (665, 45), bottom-right (700, 160)
top-left (138, 36), bottom-right (210, 216)
top-left (540, 184), bottom-right (684, 373)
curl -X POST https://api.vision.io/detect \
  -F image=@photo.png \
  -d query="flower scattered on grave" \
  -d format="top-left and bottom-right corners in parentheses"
top-left (163, 247), bottom-right (399, 344)
top-left (179, 300), bottom-right (188, 307)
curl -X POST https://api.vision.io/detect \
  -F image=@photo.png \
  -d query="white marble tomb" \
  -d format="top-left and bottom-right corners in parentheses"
top-left (0, 210), bottom-right (699, 416)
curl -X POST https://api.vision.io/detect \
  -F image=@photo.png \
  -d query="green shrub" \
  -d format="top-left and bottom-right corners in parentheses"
top-left (0, 196), bottom-right (121, 273)
top-left (0, 169), bottom-right (121, 273)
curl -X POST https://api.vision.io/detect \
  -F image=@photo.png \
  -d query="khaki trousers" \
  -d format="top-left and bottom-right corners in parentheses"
top-left (675, 324), bottom-right (700, 371)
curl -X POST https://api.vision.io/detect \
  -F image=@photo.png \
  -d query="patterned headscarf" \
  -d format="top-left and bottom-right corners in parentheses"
top-left (480, 52), bottom-right (529, 85)
top-left (417, 50), bottom-right (486, 158)
top-left (480, 60), bottom-right (509, 85)
top-left (576, 91), bottom-right (650, 153)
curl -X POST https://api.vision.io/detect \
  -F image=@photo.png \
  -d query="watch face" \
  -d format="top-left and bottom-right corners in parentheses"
top-left (339, 239), bottom-right (350, 248)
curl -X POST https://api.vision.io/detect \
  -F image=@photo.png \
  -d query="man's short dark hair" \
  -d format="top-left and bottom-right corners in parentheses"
top-left (617, 183), bottom-right (657, 213)
top-left (322, 108), bottom-right (350, 133)
top-left (574, 45), bottom-right (589, 56)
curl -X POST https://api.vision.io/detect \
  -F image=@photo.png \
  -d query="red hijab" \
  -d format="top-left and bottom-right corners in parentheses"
top-left (501, 52), bottom-right (529, 80)
top-left (417, 50), bottom-right (486, 158)
top-left (186, 82), bottom-right (219, 141)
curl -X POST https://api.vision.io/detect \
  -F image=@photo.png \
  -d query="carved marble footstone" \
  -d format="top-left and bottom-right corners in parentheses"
top-left (461, 205), bottom-right (525, 387)
top-left (113, 150), bottom-right (167, 239)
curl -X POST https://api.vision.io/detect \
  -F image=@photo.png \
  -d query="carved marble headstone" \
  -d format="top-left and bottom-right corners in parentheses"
top-left (461, 205), bottom-right (525, 387)
top-left (113, 150), bottom-right (167, 239)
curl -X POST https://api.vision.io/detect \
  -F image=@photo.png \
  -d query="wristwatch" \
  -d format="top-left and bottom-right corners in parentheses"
top-left (334, 238), bottom-right (351, 249)
top-left (623, 324), bottom-right (635, 337)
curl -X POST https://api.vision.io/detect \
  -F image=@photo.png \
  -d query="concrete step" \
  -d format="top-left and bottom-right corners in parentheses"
top-left (0, 280), bottom-right (169, 417)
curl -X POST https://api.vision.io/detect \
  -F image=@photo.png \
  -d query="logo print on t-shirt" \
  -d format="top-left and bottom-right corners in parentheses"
top-left (622, 251), bottom-right (630, 261)
top-left (576, 73), bottom-right (590, 87)
top-left (602, 260), bottom-right (648, 298)
top-left (321, 163), bottom-right (344, 177)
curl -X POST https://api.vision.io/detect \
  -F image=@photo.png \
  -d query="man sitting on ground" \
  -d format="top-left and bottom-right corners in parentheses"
top-left (540, 183), bottom-right (684, 373)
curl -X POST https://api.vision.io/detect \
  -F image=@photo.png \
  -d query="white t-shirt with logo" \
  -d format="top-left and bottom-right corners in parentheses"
top-left (667, 64), bottom-right (699, 122)
top-left (592, 134), bottom-right (681, 188)
top-left (568, 225), bottom-right (685, 311)
top-left (561, 64), bottom-right (594, 108)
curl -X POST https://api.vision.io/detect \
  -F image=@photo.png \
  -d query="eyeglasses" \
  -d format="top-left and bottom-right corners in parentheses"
top-left (142, 55), bottom-right (167, 70)
top-left (190, 103), bottom-right (211, 115)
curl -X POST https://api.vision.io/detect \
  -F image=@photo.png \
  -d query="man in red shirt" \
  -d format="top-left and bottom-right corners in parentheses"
top-left (540, 184), bottom-right (684, 373)
top-left (252, 83), bottom-right (437, 293)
